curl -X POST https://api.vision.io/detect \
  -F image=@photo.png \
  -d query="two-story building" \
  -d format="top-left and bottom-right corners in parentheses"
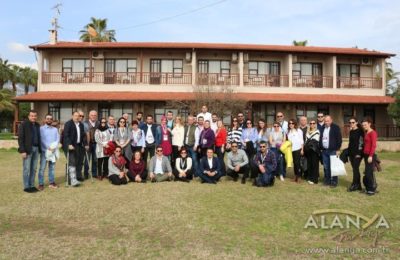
top-left (14, 36), bottom-right (396, 137)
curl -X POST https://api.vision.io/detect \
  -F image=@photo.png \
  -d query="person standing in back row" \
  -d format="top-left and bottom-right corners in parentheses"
top-left (361, 118), bottom-right (378, 196)
top-left (347, 117), bottom-right (364, 192)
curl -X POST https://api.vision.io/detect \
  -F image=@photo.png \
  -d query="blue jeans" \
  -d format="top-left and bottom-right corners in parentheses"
top-left (322, 150), bottom-right (338, 185)
top-left (270, 148), bottom-right (286, 177)
top-left (38, 152), bottom-right (55, 185)
top-left (22, 146), bottom-right (39, 189)
top-left (186, 145), bottom-right (198, 176)
top-left (84, 143), bottom-right (97, 177)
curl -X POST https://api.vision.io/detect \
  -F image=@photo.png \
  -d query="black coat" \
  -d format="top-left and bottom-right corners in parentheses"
top-left (62, 119), bottom-right (86, 152)
top-left (141, 124), bottom-right (157, 144)
top-left (18, 120), bottom-right (42, 154)
top-left (319, 123), bottom-right (342, 151)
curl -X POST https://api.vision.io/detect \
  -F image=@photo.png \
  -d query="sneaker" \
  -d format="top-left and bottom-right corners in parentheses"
top-left (71, 181), bottom-right (81, 187)
top-left (38, 185), bottom-right (44, 191)
top-left (308, 181), bottom-right (315, 185)
top-left (30, 187), bottom-right (39, 192)
top-left (280, 175), bottom-right (285, 181)
top-left (49, 183), bottom-right (58, 189)
top-left (366, 191), bottom-right (375, 196)
top-left (24, 188), bottom-right (35, 193)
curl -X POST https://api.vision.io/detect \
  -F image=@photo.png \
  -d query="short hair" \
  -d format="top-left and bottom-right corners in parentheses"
top-left (108, 115), bottom-right (114, 119)
top-left (131, 120), bottom-right (139, 126)
top-left (45, 114), bottom-right (53, 118)
top-left (259, 140), bottom-right (267, 146)
top-left (212, 113), bottom-right (218, 116)
top-left (167, 111), bottom-right (173, 115)
top-left (72, 111), bottom-right (80, 115)
top-left (197, 116), bottom-right (204, 120)
top-left (362, 117), bottom-right (373, 124)
top-left (206, 148), bottom-right (214, 152)
top-left (137, 111), bottom-right (143, 116)
top-left (146, 114), bottom-right (153, 119)
top-left (156, 145), bottom-right (163, 150)
top-left (231, 141), bottom-right (238, 146)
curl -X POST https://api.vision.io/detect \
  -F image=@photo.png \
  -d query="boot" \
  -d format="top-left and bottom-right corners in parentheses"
top-left (68, 166), bottom-right (81, 187)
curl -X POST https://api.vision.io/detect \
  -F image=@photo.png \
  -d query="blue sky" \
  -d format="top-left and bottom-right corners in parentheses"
top-left (1, 0), bottom-right (400, 71)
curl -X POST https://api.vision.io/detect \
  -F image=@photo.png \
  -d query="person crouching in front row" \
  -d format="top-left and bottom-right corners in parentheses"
top-left (127, 151), bottom-right (148, 183)
top-left (252, 141), bottom-right (277, 187)
top-left (108, 146), bottom-right (128, 185)
top-left (198, 148), bottom-right (223, 184)
top-left (173, 147), bottom-right (193, 182)
top-left (226, 141), bottom-right (250, 184)
top-left (148, 145), bottom-right (174, 182)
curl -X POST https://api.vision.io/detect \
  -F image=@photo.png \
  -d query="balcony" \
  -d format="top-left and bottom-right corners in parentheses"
top-left (337, 77), bottom-right (382, 89)
top-left (292, 75), bottom-right (333, 88)
top-left (244, 74), bottom-right (289, 87)
top-left (42, 72), bottom-right (192, 85)
top-left (196, 73), bottom-right (239, 86)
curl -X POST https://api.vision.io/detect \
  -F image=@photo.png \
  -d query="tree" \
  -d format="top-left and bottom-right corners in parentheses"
top-left (79, 17), bottom-right (116, 42)
top-left (0, 89), bottom-right (14, 112)
top-left (293, 40), bottom-right (308, 46)
top-left (0, 58), bottom-right (11, 90)
top-left (388, 89), bottom-right (400, 126)
top-left (385, 62), bottom-right (400, 95)
top-left (19, 67), bottom-right (38, 94)
top-left (9, 65), bottom-right (21, 92)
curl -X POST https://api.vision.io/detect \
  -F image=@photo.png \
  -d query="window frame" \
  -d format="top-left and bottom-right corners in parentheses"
top-left (248, 61), bottom-right (280, 76)
top-left (292, 62), bottom-right (323, 77)
top-left (48, 102), bottom-right (60, 121)
top-left (198, 60), bottom-right (231, 75)
top-left (62, 58), bottom-right (93, 77)
top-left (337, 64), bottom-right (360, 78)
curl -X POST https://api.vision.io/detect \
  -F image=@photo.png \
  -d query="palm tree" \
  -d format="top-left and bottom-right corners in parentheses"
top-left (0, 58), bottom-right (11, 90)
top-left (293, 40), bottom-right (308, 46)
top-left (9, 65), bottom-right (21, 92)
top-left (386, 62), bottom-right (400, 95)
top-left (19, 67), bottom-right (38, 94)
top-left (79, 17), bottom-right (116, 42)
top-left (0, 89), bottom-right (14, 111)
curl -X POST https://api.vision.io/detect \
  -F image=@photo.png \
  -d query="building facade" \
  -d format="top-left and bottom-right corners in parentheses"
top-left (14, 40), bottom-right (396, 137)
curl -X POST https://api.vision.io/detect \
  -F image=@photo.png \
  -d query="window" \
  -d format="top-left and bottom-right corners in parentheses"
top-left (363, 105), bottom-right (375, 123)
top-left (62, 59), bottom-right (92, 76)
top-left (161, 60), bottom-right (183, 77)
top-left (266, 104), bottom-right (276, 125)
top-left (104, 59), bottom-right (137, 74)
top-left (318, 105), bottom-right (330, 116)
top-left (337, 64), bottom-right (360, 78)
top-left (98, 103), bottom-right (111, 120)
top-left (296, 105), bottom-right (305, 121)
top-left (296, 105), bottom-right (318, 121)
top-left (252, 103), bottom-right (276, 125)
top-left (293, 63), bottom-right (322, 77)
top-left (48, 102), bottom-right (60, 121)
top-left (248, 61), bottom-right (280, 76)
top-left (343, 105), bottom-right (354, 124)
top-left (198, 60), bottom-right (231, 74)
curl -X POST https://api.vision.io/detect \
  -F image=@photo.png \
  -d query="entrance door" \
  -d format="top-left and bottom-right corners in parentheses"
top-left (104, 60), bottom-right (115, 84)
top-left (150, 59), bottom-right (161, 84)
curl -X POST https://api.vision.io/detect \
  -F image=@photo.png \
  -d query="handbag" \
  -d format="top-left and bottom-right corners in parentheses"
top-left (330, 155), bottom-right (347, 177)
top-left (300, 156), bottom-right (307, 172)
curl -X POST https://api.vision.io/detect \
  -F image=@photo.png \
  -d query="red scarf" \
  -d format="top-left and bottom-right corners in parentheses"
top-left (111, 154), bottom-right (126, 170)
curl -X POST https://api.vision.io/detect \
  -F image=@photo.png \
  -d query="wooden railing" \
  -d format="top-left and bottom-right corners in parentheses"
top-left (342, 125), bottom-right (400, 138)
top-left (292, 75), bottom-right (333, 88)
top-left (141, 72), bottom-right (192, 85)
top-left (244, 74), bottom-right (289, 87)
top-left (196, 73), bottom-right (239, 86)
top-left (337, 77), bottom-right (382, 89)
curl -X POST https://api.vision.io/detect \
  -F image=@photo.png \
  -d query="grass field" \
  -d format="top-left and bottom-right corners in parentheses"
top-left (0, 149), bottom-right (399, 259)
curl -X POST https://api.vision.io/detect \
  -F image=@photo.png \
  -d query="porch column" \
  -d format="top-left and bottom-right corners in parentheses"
top-left (332, 56), bottom-right (337, 89)
top-left (13, 101), bottom-right (19, 136)
top-left (239, 52), bottom-right (244, 87)
top-left (287, 54), bottom-right (293, 88)
top-left (191, 50), bottom-right (196, 87)
top-left (37, 51), bottom-right (43, 91)
top-left (381, 58), bottom-right (386, 95)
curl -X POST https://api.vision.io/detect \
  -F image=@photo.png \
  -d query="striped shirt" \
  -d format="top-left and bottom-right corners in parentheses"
top-left (227, 127), bottom-right (243, 144)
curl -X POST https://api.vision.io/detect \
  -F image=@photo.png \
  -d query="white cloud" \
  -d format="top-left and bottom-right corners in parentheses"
top-left (9, 61), bottom-right (38, 70)
top-left (7, 42), bottom-right (31, 53)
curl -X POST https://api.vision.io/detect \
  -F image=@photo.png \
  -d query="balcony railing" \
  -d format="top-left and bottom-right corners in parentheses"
top-left (337, 77), bottom-right (382, 89)
top-left (196, 73), bottom-right (239, 86)
top-left (41, 72), bottom-right (192, 85)
top-left (292, 75), bottom-right (333, 88)
top-left (342, 124), bottom-right (400, 139)
top-left (244, 74), bottom-right (289, 87)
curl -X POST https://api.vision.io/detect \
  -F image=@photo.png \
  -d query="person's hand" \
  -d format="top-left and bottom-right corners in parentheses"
top-left (135, 175), bottom-right (142, 182)
top-left (226, 143), bottom-right (231, 150)
top-left (119, 172), bottom-right (125, 178)
top-left (368, 156), bottom-right (373, 163)
top-left (209, 171), bottom-right (216, 177)
top-left (141, 147), bottom-right (145, 153)
top-left (150, 173), bottom-right (155, 179)
top-left (104, 144), bottom-right (109, 148)
top-left (259, 164), bottom-right (265, 173)
top-left (180, 172), bottom-right (186, 178)
top-left (221, 147), bottom-right (225, 153)
top-left (85, 145), bottom-right (89, 151)
top-left (300, 149), bottom-right (304, 156)
top-left (355, 155), bottom-right (361, 158)
top-left (178, 146), bottom-right (181, 151)
top-left (234, 165), bottom-right (240, 172)
top-left (194, 145), bottom-right (198, 151)
top-left (167, 172), bottom-right (173, 177)
top-left (336, 150), bottom-right (340, 157)
top-left (68, 145), bottom-right (74, 150)
top-left (21, 152), bottom-right (27, 159)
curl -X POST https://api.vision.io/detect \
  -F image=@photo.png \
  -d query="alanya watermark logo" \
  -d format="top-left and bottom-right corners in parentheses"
top-left (304, 209), bottom-right (390, 247)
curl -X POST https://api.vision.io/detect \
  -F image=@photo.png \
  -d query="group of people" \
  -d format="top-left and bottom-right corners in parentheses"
top-left (18, 105), bottom-right (378, 195)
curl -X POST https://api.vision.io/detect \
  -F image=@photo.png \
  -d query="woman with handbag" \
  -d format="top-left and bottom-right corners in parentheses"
top-left (269, 121), bottom-right (286, 181)
top-left (287, 119), bottom-right (304, 182)
top-left (304, 119), bottom-right (320, 184)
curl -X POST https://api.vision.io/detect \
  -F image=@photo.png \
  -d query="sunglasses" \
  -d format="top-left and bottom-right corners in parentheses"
top-left (115, 150), bottom-right (122, 153)
top-left (349, 121), bottom-right (356, 124)
top-left (273, 125), bottom-right (279, 127)
top-left (289, 122), bottom-right (295, 125)
top-left (79, 115), bottom-right (84, 118)
top-left (318, 116), bottom-right (324, 118)
top-left (231, 145), bottom-right (238, 148)
top-left (310, 122), bottom-right (316, 125)
top-left (156, 149), bottom-right (163, 152)
top-left (260, 146), bottom-right (266, 148)
top-left (277, 115), bottom-right (283, 118)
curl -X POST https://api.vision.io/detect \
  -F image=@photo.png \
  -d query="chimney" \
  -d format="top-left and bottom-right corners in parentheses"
top-left (49, 29), bottom-right (57, 45)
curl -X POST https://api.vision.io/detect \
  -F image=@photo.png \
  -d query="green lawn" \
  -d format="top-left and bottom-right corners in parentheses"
top-left (0, 150), bottom-right (399, 259)
top-left (0, 133), bottom-right (13, 140)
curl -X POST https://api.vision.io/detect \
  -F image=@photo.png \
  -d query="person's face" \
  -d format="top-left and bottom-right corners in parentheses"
top-left (180, 150), bottom-right (187, 158)
top-left (123, 114), bottom-right (128, 120)
top-left (362, 122), bottom-right (370, 131)
top-left (72, 113), bottom-right (80, 122)
top-left (161, 118), bottom-right (167, 125)
top-left (167, 113), bottom-right (173, 120)
top-left (273, 123), bottom-right (280, 131)
top-left (198, 118), bottom-right (204, 126)
top-left (175, 118), bottom-right (181, 124)
top-left (300, 117), bottom-right (307, 126)
top-left (156, 147), bottom-right (163, 156)
top-left (260, 143), bottom-right (267, 153)
top-left (28, 112), bottom-right (37, 123)
top-left (317, 114), bottom-right (324, 123)
top-left (146, 116), bottom-right (153, 124)
top-left (238, 114), bottom-right (244, 122)
top-left (276, 113), bottom-right (284, 122)
top-left (204, 121), bottom-right (210, 129)
top-left (78, 113), bottom-right (84, 122)
top-left (187, 117), bottom-right (194, 125)
top-left (100, 120), bottom-right (107, 127)
top-left (118, 119), bottom-right (126, 128)
top-left (309, 121), bottom-right (316, 130)
top-left (232, 118), bottom-right (238, 127)
top-left (201, 106), bottom-right (207, 113)
top-left (289, 121), bottom-right (295, 129)
top-left (231, 143), bottom-right (238, 152)
top-left (217, 121), bottom-right (223, 128)
top-left (206, 149), bottom-right (213, 158)
top-left (324, 117), bottom-right (332, 127)
top-left (45, 115), bottom-right (53, 125)
top-left (212, 115), bottom-right (218, 122)
top-left (108, 117), bottom-right (115, 126)
top-left (137, 113), bottom-right (143, 120)
top-left (89, 111), bottom-right (97, 122)
top-left (132, 123), bottom-right (138, 130)
top-left (258, 121), bottom-right (265, 129)
top-left (349, 119), bottom-right (357, 129)
top-left (134, 152), bottom-right (141, 160)
top-left (246, 121), bottom-right (252, 128)
top-left (114, 148), bottom-right (122, 156)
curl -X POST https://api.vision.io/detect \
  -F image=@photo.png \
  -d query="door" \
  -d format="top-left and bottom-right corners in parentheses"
top-left (150, 59), bottom-right (161, 84)
top-left (104, 59), bottom-right (115, 84)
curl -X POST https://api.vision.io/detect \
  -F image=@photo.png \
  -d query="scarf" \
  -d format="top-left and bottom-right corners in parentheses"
top-left (111, 154), bottom-right (127, 170)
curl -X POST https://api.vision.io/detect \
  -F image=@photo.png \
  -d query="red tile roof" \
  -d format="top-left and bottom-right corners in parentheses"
top-left (29, 41), bottom-right (394, 57)
top-left (14, 91), bottom-right (395, 104)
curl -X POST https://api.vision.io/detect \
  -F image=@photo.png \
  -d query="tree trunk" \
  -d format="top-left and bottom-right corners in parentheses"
top-left (24, 85), bottom-right (29, 95)
top-left (0, 81), bottom-right (4, 90)
top-left (12, 82), bottom-right (17, 92)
